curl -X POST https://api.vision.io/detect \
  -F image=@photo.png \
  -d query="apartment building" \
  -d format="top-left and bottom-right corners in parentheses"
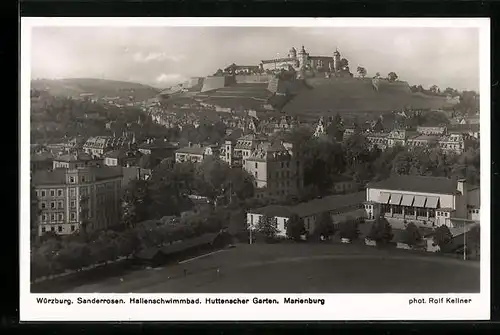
top-left (244, 140), bottom-right (304, 200)
top-left (32, 167), bottom-right (123, 236)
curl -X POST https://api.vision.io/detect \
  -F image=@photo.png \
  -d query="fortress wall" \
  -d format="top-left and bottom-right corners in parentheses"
top-left (201, 76), bottom-right (235, 92)
top-left (235, 75), bottom-right (274, 84)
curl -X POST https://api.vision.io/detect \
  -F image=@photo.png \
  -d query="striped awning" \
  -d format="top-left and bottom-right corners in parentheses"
top-left (379, 192), bottom-right (390, 204)
top-left (413, 195), bottom-right (427, 208)
top-left (425, 196), bottom-right (439, 209)
top-left (389, 193), bottom-right (403, 205)
top-left (401, 194), bottom-right (415, 207)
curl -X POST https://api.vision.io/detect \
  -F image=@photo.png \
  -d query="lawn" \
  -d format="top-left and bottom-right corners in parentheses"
top-left (64, 243), bottom-right (480, 294)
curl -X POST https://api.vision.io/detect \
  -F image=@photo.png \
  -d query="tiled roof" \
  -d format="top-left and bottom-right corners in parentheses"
top-left (32, 166), bottom-right (122, 185)
top-left (249, 205), bottom-right (294, 218)
top-left (32, 169), bottom-right (66, 185)
top-left (292, 192), bottom-right (365, 218)
top-left (249, 192), bottom-right (365, 219)
top-left (367, 175), bottom-right (458, 195)
top-left (54, 152), bottom-right (93, 162)
top-left (31, 151), bottom-right (55, 161)
top-left (176, 146), bottom-right (205, 155)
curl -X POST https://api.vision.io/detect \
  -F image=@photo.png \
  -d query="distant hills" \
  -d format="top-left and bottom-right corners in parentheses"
top-left (31, 78), bottom-right (161, 101)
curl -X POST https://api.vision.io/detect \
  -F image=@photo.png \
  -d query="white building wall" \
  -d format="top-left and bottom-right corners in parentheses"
top-left (366, 187), bottom-right (455, 209)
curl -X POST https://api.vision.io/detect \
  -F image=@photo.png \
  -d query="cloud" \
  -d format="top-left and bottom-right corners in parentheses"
top-left (132, 51), bottom-right (185, 63)
top-left (155, 73), bottom-right (187, 86)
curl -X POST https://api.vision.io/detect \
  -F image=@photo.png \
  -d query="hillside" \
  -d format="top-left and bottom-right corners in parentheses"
top-left (31, 78), bottom-right (161, 101)
top-left (281, 77), bottom-right (453, 119)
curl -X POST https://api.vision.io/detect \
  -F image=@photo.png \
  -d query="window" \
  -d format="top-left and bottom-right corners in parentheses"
top-left (58, 213), bottom-right (63, 221)
top-left (50, 189), bottom-right (55, 196)
top-left (41, 226), bottom-right (46, 233)
top-left (58, 201), bottom-right (63, 209)
top-left (50, 214), bottom-right (55, 221)
top-left (81, 176), bottom-right (86, 183)
top-left (254, 171), bottom-right (258, 178)
top-left (50, 202), bottom-right (56, 209)
top-left (255, 162), bottom-right (258, 168)
top-left (35, 190), bottom-right (39, 197)
top-left (50, 226), bottom-right (55, 232)
top-left (41, 190), bottom-right (46, 197)
top-left (70, 176), bottom-right (75, 183)
top-left (70, 200), bottom-right (76, 208)
top-left (42, 214), bottom-right (47, 221)
top-left (71, 225), bottom-right (75, 232)
top-left (70, 212), bottom-right (76, 221)
top-left (40, 202), bottom-right (46, 209)
top-left (70, 188), bottom-right (76, 197)
top-left (57, 189), bottom-right (63, 197)
top-left (58, 226), bottom-right (63, 232)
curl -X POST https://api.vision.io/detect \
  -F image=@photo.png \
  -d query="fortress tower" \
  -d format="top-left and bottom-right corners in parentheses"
top-left (298, 45), bottom-right (309, 70)
top-left (333, 48), bottom-right (341, 73)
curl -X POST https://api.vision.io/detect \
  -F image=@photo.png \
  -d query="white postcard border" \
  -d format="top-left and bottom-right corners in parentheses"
top-left (20, 17), bottom-right (491, 321)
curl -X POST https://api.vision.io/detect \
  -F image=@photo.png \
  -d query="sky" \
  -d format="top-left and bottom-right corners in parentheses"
top-left (30, 26), bottom-right (480, 91)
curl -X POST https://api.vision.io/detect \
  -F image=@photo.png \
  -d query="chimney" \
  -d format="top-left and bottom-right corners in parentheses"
top-left (457, 178), bottom-right (467, 196)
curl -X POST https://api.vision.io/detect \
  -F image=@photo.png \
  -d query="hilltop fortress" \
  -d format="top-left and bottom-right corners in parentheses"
top-left (160, 45), bottom-right (451, 117)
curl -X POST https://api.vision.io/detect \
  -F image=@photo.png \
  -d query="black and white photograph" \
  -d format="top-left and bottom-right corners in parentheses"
top-left (21, 18), bottom-right (490, 321)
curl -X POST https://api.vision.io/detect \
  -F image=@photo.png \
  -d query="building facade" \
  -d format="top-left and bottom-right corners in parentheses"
top-left (364, 175), bottom-right (479, 230)
top-left (32, 167), bottom-right (123, 236)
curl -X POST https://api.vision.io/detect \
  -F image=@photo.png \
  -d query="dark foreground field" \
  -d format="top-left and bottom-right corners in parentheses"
top-left (60, 243), bottom-right (480, 294)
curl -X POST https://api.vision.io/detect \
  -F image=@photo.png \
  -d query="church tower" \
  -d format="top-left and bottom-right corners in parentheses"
top-left (288, 47), bottom-right (297, 59)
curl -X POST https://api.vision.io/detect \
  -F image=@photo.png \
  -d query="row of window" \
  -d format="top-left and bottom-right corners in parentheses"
top-left (41, 225), bottom-right (76, 233)
top-left (468, 209), bottom-right (480, 214)
top-left (437, 212), bottom-right (450, 217)
top-left (37, 187), bottom-right (93, 198)
top-left (40, 212), bottom-right (77, 222)
top-left (40, 200), bottom-right (77, 210)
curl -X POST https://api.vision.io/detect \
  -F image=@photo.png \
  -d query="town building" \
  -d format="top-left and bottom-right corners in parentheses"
top-left (175, 143), bottom-right (215, 164)
top-left (83, 134), bottom-right (135, 158)
top-left (244, 140), bottom-right (304, 200)
top-left (32, 166), bottom-right (123, 236)
top-left (247, 191), bottom-right (366, 236)
top-left (103, 149), bottom-right (140, 167)
top-left (416, 125), bottom-right (447, 135)
top-left (363, 175), bottom-right (480, 230)
top-left (31, 150), bottom-right (55, 172)
top-left (52, 152), bottom-right (100, 169)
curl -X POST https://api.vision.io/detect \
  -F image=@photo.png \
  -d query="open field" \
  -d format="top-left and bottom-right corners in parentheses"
top-left (60, 243), bottom-right (480, 294)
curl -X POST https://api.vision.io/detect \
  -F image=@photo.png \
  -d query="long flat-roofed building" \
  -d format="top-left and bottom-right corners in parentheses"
top-left (364, 175), bottom-right (479, 229)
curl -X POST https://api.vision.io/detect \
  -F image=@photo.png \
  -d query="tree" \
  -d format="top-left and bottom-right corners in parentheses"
top-left (368, 216), bottom-right (393, 244)
top-left (433, 225), bottom-right (453, 251)
top-left (338, 218), bottom-right (360, 241)
top-left (356, 66), bottom-right (367, 78)
top-left (256, 215), bottom-right (279, 241)
top-left (467, 225), bottom-right (480, 258)
top-left (387, 72), bottom-right (398, 82)
top-left (403, 222), bottom-right (422, 247)
top-left (214, 69), bottom-right (224, 76)
top-left (314, 211), bottom-right (336, 240)
top-left (372, 118), bottom-right (384, 132)
top-left (285, 214), bottom-right (306, 241)
top-left (138, 154), bottom-right (152, 169)
top-left (121, 179), bottom-right (152, 228)
top-left (429, 85), bottom-right (440, 94)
